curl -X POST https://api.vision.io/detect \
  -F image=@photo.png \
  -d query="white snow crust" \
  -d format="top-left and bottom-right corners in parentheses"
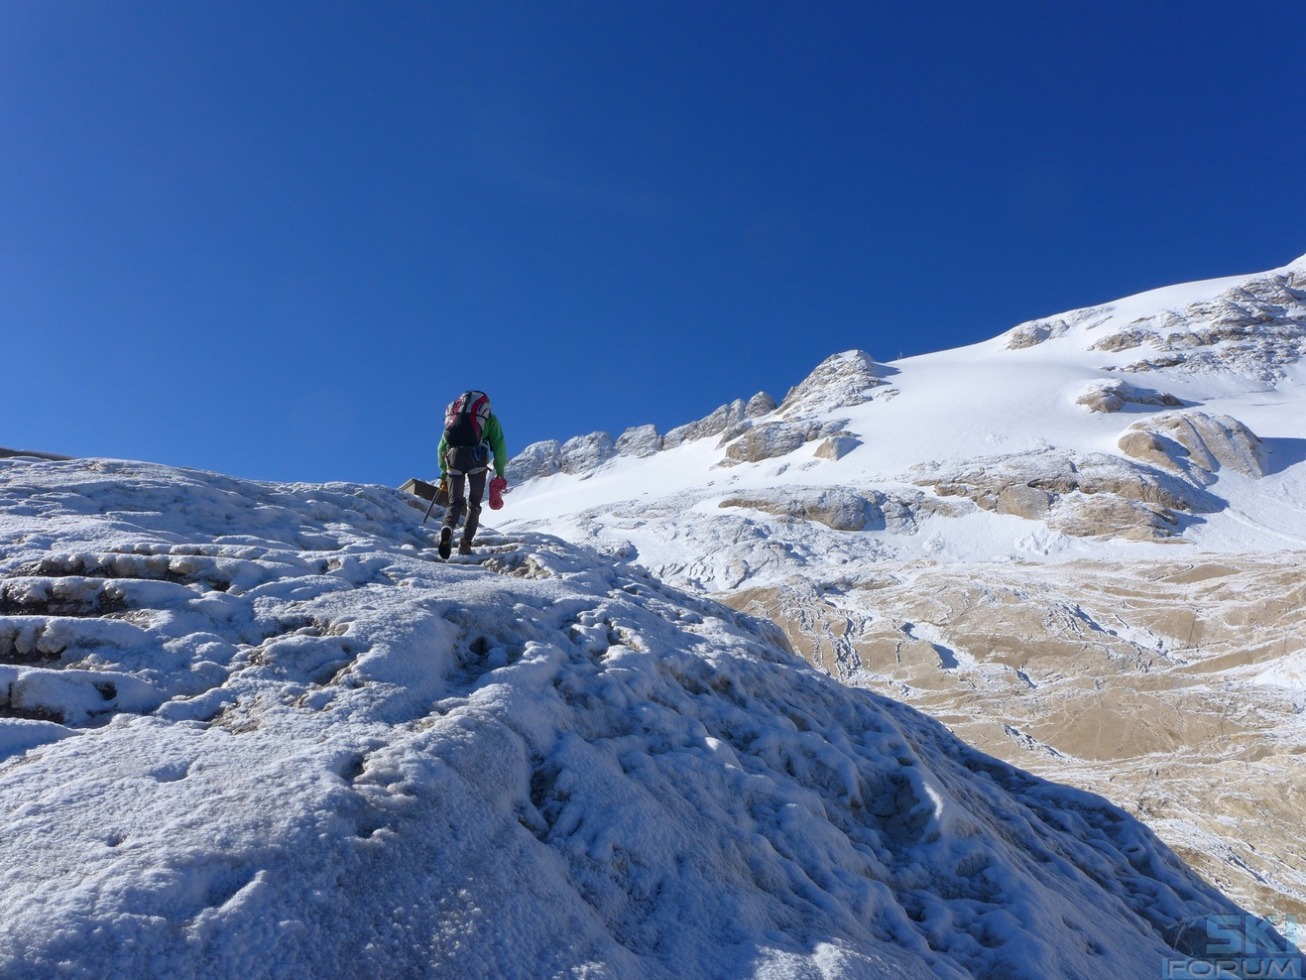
top-left (0, 458), bottom-right (1285, 978)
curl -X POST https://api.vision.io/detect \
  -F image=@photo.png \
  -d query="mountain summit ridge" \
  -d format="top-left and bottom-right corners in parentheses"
top-left (1002, 255), bottom-right (1306, 382)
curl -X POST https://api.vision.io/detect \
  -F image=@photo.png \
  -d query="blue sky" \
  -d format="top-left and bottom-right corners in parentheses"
top-left (4, 2), bottom-right (1304, 484)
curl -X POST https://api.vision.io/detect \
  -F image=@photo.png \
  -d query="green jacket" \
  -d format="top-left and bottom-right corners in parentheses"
top-left (439, 412), bottom-right (508, 479)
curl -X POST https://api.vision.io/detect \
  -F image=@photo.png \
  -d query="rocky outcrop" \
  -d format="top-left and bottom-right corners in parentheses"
top-left (718, 487), bottom-right (875, 531)
top-left (718, 419), bottom-right (853, 466)
top-left (663, 392), bottom-right (776, 449)
top-left (1076, 379), bottom-right (1182, 414)
top-left (813, 433), bottom-right (862, 460)
top-left (1003, 264), bottom-right (1306, 382)
top-left (508, 440), bottom-right (565, 482)
top-left (559, 431), bottom-right (616, 473)
top-left (508, 352), bottom-right (884, 480)
top-left (1118, 410), bottom-right (1267, 483)
top-left (1089, 328), bottom-right (1150, 353)
top-left (913, 449), bottom-right (1220, 539)
top-left (507, 432), bottom-right (616, 482)
top-left (778, 350), bottom-right (885, 416)
top-left (1108, 269), bottom-right (1306, 380)
top-left (614, 424), bottom-right (661, 458)
top-left (719, 422), bottom-right (807, 465)
top-left (1003, 307), bottom-right (1113, 350)
top-left (508, 393), bottom-right (779, 481)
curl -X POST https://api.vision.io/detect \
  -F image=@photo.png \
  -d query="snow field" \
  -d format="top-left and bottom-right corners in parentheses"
top-left (0, 456), bottom-right (1285, 977)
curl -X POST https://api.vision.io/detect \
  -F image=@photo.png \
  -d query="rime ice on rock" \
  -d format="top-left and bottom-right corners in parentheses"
top-left (777, 350), bottom-right (886, 416)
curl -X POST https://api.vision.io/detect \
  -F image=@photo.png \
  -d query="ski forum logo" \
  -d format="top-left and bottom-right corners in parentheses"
top-left (1161, 914), bottom-right (1303, 978)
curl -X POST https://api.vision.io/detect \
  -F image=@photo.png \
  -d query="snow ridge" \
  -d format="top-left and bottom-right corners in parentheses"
top-left (0, 457), bottom-right (1285, 977)
top-left (1004, 260), bottom-right (1306, 381)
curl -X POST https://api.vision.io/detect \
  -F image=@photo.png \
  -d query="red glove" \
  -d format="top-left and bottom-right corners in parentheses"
top-left (489, 475), bottom-right (508, 510)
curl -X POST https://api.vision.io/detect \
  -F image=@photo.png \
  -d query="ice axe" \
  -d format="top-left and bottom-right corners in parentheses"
top-left (421, 477), bottom-right (450, 525)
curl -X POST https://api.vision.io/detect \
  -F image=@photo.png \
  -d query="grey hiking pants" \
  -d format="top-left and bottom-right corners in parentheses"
top-left (442, 470), bottom-right (487, 544)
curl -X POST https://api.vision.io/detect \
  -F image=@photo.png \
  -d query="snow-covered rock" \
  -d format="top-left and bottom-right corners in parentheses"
top-left (4, 456), bottom-right (1289, 977)
top-left (506, 438), bottom-right (565, 482)
top-left (662, 391), bottom-right (776, 450)
top-left (1003, 305), bottom-right (1113, 350)
top-left (911, 449), bottom-right (1219, 539)
top-left (1007, 258), bottom-right (1306, 382)
top-left (778, 349), bottom-right (885, 416)
top-left (1118, 410), bottom-right (1268, 482)
top-left (718, 487), bottom-right (875, 531)
top-left (1075, 378), bottom-right (1182, 413)
top-left (615, 423), bottom-right (662, 458)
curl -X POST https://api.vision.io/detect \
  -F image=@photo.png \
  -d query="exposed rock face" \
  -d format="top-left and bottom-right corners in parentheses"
top-left (509, 389), bottom-right (783, 482)
top-left (913, 449), bottom-right (1220, 540)
top-left (722, 555), bottom-right (1306, 922)
top-left (663, 392), bottom-right (776, 449)
top-left (814, 433), bottom-right (862, 460)
top-left (1118, 411), bottom-right (1268, 482)
top-left (1076, 379), bottom-right (1182, 414)
top-left (559, 431), bottom-right (616, 474)
top-left (718, 487), bottom-right (875, 531)
top-left (1004, 306), bottom-right (1113, 350)
top-left (508, 392), bottom-right (781, 482)
top-left (778, 350), bottom-right (885, 416)
top-left (719, 422), bottom-right (808, 465)
top-left (1112, 270), bottom-right (1306, 380)
top-left (1006, 266), bottom-right (1306, 382)
top-left (507, 432), bottom-right (617, 481)
top-left (507, 440), bottom-right (565, 482)
top-left (995, 483), bottom-right (1053, 520)
top-left (718, 419), bottom-right (854, 466)
top-left (614, 424), bottom-right (661, 458)
top-left (1090, 327), bottom-right (1150, 353)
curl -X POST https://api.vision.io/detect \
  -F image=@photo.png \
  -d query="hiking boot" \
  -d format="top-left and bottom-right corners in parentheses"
top-left (458, 539), bottom-right (474, 556)
top-left (438, 526), bottom-right (453, 560)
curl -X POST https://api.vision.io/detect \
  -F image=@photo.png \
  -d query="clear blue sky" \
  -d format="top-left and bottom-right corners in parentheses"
top-left (4, 2), bottom-right (1304, 484)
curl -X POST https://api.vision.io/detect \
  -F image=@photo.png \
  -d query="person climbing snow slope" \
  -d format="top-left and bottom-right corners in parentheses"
top-left (437, 390), bottom-right (508, 559)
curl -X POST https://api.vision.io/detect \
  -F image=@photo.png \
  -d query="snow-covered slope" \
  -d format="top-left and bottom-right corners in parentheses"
top-left (505, 254), bottom-right (1306, 564)
top-left (0, 457), bottom-right (1292, 977)
top-left (500, 255), bottom-right (1306, 924)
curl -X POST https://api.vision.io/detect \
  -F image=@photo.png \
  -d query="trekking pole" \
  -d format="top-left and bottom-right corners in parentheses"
top-left (421, 477), bottom-right (445, 525)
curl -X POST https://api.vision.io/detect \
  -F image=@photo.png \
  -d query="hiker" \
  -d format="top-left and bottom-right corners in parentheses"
top-left (437, 390), bottom-right (508, 559)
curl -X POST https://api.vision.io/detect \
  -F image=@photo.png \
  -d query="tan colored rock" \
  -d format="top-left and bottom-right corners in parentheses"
top-left (1076, 379), bottom-right (1182, 414)
top-left (720, 422), bottom-right (808, 465)
top-left (778, 350), bottom-right (884, 415)
top-left (718, 487), bottom-right (872, 531)
top-left (1116, 429), bottom-right (1172, 471)
top-left (722, 554), bottom-right (1306, 920)
top-left (663, 392), bottom-right (777, 449)
top-left (916, 449), bottom-right (1214, 539)
top-left (995, 484), bottom-right (1053, 520)
top-left (1001, 306), bottom-right (1112, 349)
top-left (1089, 328), bottom-right (1149, 353)
top-left (813, 434), bottom-right (861, 460)
top-left (1120, 411), bottom-right (1267, 480)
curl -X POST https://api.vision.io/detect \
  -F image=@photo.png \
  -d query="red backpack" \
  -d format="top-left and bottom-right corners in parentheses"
top-left (444, 391), bottom-right (492, 448)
